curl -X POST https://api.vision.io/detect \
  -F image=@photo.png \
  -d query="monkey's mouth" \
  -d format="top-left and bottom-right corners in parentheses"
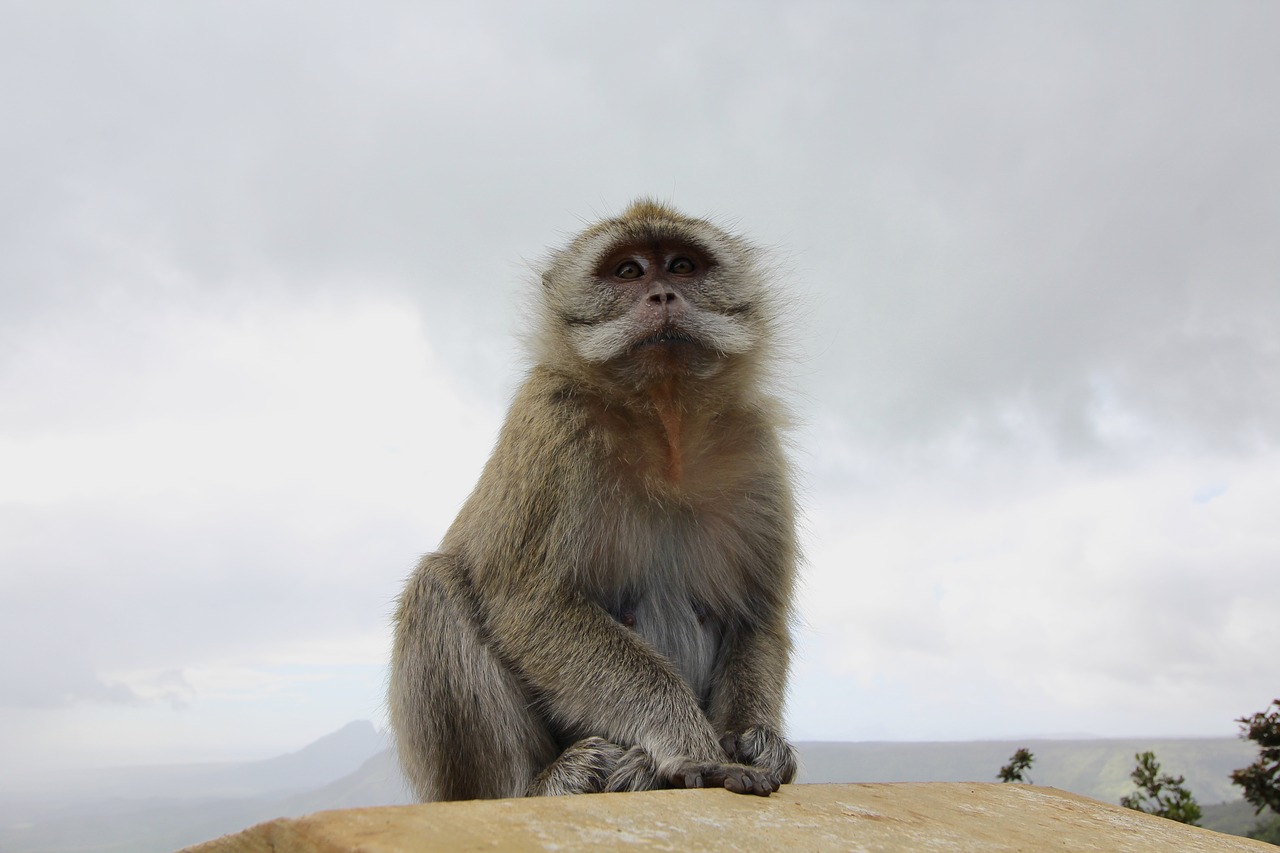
top-left (634, 329), bottom-right (699, 350)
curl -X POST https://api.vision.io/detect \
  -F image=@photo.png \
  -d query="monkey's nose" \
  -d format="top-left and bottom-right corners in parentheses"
top-left (646, 282), bottom-right (685, 315)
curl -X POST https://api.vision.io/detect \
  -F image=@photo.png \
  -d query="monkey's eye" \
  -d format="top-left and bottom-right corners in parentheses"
top-left (614, 260), bottom-right (644, 280)
top-left (669, 257), bottom-right (696, 275)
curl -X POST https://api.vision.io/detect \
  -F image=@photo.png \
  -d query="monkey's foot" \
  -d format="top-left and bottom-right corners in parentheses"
top-left (719, 726), bottom-right (798, 786)
top-left (603, 745), bottom-right (666, 792)
top-left (527, 736), bottom-right (625, 797)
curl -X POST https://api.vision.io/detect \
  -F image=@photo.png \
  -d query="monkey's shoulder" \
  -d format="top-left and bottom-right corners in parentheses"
top-left (445, 370), bottom-right (795, 600)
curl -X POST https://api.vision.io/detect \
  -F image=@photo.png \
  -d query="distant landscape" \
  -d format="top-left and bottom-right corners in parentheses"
top-left (0, 721), bottom-right (1272, 852)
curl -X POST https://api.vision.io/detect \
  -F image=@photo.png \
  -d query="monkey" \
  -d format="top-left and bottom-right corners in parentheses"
top-left (389, 199), bottom-right (799, 802)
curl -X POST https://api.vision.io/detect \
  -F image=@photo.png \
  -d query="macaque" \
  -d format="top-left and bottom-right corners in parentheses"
top-left (389, 199), bottom-right (798, 801)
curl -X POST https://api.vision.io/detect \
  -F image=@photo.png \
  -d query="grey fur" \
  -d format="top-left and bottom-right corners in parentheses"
top-left (389, 200), bottom-right (798, 802)
top-left (528, 737), bottom-right (625, 796)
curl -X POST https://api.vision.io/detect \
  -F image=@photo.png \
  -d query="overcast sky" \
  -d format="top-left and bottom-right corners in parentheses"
top-left (2, 1), bottom-right (1278, 778)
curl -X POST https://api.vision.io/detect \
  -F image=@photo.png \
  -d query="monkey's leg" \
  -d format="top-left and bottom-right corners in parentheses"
top-left (527, 736), bottom-right (626, 796)
top-left (707, 623), bottom-right (799, 788)
top-left (720, 727), bottom-right (798, 786)
top-left (390, 556), bottom-right (558, 801)
top-left (603, 745), bottom-right (665, 792)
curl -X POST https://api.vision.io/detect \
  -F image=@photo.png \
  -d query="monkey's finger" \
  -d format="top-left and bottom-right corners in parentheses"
top-left (741, 771), bottom-right (775, 797)
top-left (721, 767), bottom-right (776, 797)
top-left (751, 770), bottom-right (778, 796)
top-left (742, 765), bottom-right (783, 791)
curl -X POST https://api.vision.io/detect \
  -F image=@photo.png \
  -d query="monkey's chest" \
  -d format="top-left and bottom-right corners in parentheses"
top-left (606, 587), bottom-right (721, 707)
top-left (590, 507), bottom-right (750, 706)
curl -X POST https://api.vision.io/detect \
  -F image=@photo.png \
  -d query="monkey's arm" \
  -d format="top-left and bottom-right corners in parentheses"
top-left (484, 582), bottom-right (780, 795)
top-left (485, 580), bottom-right (727, 767)
top-left (449, 381), bottom-right (719, 767)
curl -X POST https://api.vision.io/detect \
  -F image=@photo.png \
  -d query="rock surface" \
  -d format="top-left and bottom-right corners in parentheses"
top-left (184, 782), bottom-right (1273, 852)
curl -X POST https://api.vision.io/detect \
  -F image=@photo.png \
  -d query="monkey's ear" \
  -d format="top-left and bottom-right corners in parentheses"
top-left (541, 272), bottom-right (554, 290)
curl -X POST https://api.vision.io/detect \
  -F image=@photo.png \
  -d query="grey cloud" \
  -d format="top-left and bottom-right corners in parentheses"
top-left (6, 2), bottom-right (1275, 455)
top-left (1, 0), bottom-right (1277, 751)
top-left (0, 497), bottom-right (427, 709)
top-left (0, 660), bottom-right (139, 709)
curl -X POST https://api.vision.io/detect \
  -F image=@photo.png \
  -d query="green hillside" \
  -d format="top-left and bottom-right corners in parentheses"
top-left (1201, 798), bottom-right (1280, 841)
top-left (796, 737), bottom-right (1257, 806)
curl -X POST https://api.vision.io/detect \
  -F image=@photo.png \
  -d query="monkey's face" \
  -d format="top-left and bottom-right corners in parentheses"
top-left (541, 219), bottom-right (771, 387)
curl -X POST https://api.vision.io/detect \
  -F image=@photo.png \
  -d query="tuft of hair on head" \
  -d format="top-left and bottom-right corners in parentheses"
top-left (616, 197), bottom-right (683, 222)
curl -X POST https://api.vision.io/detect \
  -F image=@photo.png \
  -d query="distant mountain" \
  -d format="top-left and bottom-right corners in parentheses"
top-left (0, 725), bottom-right (1267, 852)
top-left (198, 720), bottom-right (389, 798)
top-left (0, 721), bottom-right (390, 853)
top-left (275, 747), bottom-right (415, 814)
top-left (5, 720), bottom-right (388, 803)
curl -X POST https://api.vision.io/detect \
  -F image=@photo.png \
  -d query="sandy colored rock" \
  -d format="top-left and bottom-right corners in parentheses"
top-left (184, 782), bottom-right (1273, 852)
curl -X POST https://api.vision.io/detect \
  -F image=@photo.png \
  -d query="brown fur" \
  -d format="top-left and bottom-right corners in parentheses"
top-left (389, 199), bottom-right (798, 801)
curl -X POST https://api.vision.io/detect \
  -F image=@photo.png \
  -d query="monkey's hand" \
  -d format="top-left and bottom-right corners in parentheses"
top-left (668, 758), bottom-right (780, 797)
top-left (605, 748), bottom-right (776, 796)
top-left (719, 726), bottom-right (798, 786)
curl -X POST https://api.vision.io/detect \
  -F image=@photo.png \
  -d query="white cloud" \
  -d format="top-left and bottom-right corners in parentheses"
top-left (0, 287), bottom-right (496, 724)
top-left (796, 421), bottom-right (1280, 739)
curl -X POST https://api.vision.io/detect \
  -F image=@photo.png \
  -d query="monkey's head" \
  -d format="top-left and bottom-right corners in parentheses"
top-left (536, 199), bottom-right (775, 391)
